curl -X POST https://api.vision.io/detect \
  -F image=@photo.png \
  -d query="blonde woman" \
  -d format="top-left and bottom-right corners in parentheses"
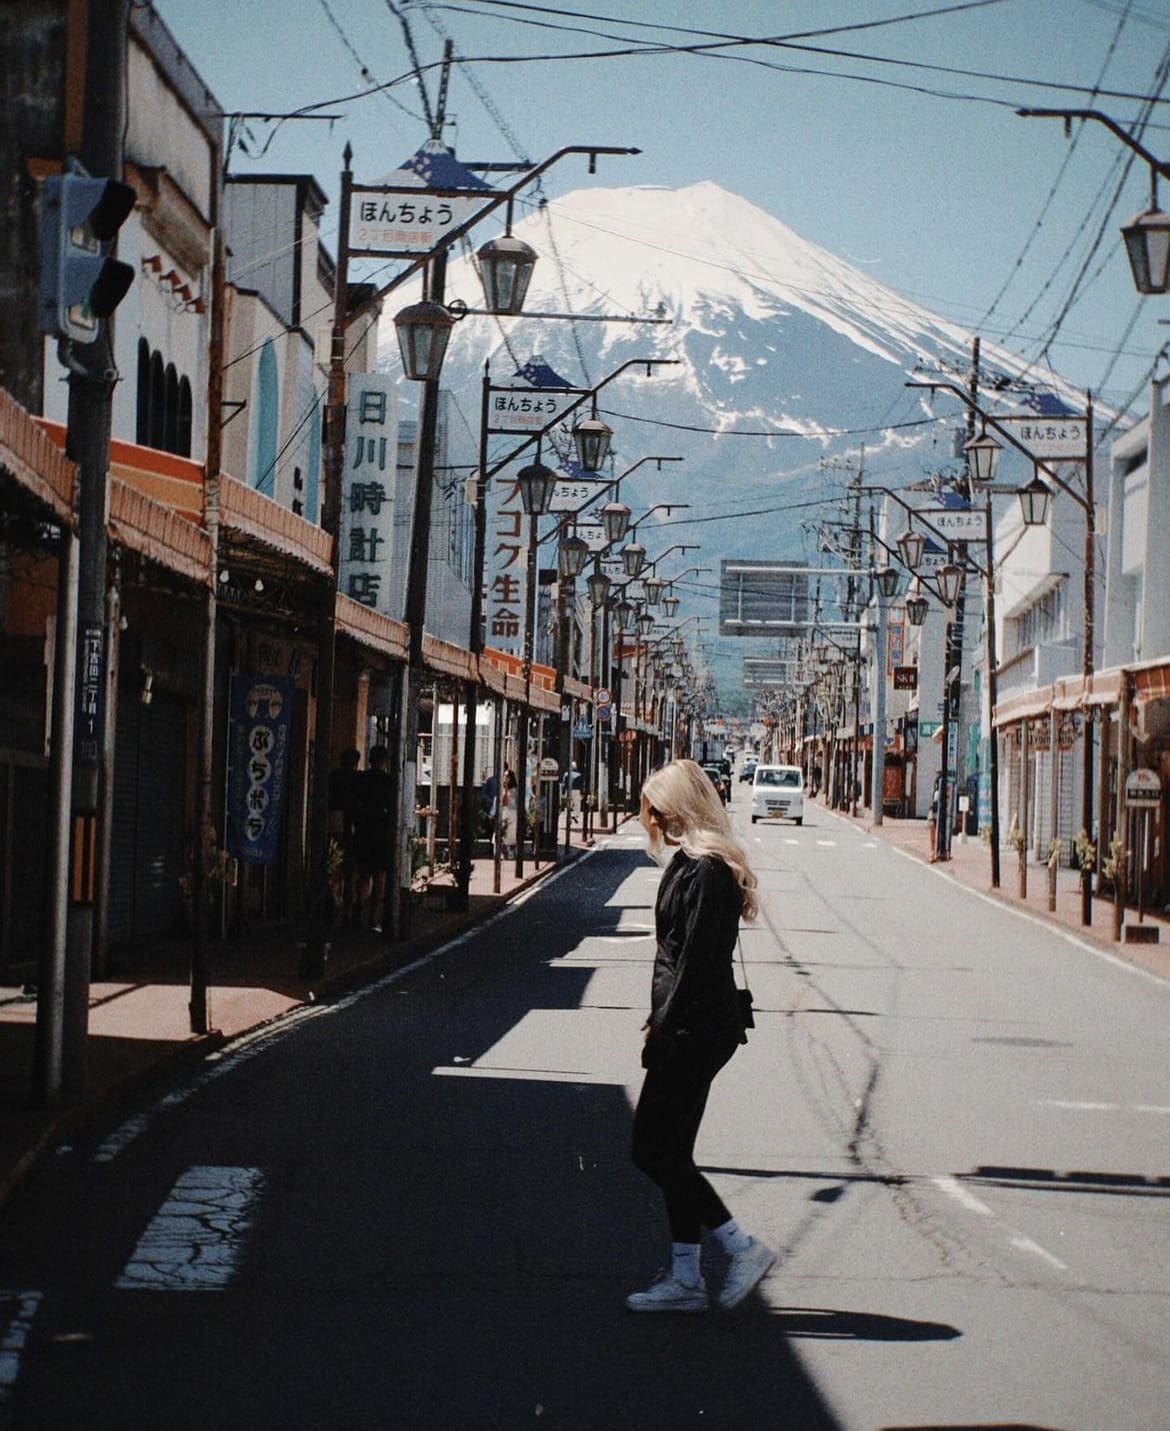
top-left (627, 758), bottom-right (775, 1314)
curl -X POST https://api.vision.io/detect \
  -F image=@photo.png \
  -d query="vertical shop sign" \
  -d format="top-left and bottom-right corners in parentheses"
top-left (339, 373), bottom-right (398, 616)
top-left (486, 472), bottom-right (527, 657)
top-left (227, 674), bottom-right (294, 865)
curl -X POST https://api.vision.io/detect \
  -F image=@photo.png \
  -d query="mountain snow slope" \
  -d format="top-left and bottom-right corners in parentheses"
top-left (377, 181), bottom-right (1081, 710)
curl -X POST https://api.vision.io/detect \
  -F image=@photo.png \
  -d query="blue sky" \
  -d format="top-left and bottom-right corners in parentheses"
top-left (156, 0), bottom-right (1170, 410)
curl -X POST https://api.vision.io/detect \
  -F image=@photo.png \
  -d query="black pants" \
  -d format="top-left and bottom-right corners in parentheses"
top-left (631, 1033), bottom-right (739, 1244)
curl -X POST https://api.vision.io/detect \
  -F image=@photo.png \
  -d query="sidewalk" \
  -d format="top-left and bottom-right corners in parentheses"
top-left (820, 796), bottom-right (1170, 982)
top-left (0, 827), bottom-right (603, 1210)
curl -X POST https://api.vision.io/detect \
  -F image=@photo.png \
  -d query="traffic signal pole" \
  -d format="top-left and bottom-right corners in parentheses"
top-left (37, 0), bottom-right (131, 1101)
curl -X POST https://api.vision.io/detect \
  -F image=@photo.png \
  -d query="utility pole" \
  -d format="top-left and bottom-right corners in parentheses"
top-left (46, 0), bottom-right (130, 1099)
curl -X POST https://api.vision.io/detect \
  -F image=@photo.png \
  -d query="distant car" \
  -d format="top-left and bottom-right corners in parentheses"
top-left (739, 757), bottom-right (758, 783)
top-left (751, 764), bottom-right (804, 825)
top-left (701, 764), bottom-right (729, 804)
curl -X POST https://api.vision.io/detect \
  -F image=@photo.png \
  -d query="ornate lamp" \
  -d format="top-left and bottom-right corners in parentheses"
top-left (905, 586), bottom-right (929, 626)
top-left (393, 299), bottom-right (455, 381)
top-left (572, 414), bottom-right (613, 472)
top-left (558, 532), bottom-right (589, 580)
top-left (612, 600), bottom-right (634, 633)
top-left (1122, 208), bottom-right (1170, 295)
top-left (1018, 474), bottom-right (1052, 527)
top-left (638, 610), bottom-right (655, 637)
top-left (876, 566), bottom-right (900, 599)
top-left (586, 568), bottom-right (611, 607)
top-left (476, 234), bottom-right (538, 314)
top-left (964, 430), bottom-right (1002, 485)
top-left (662, 592), bottom-right (679, 617)
top-left (600, 500), bottom-right (631, 544)
top-left (897, 528), bottom-right (925, 570)
top-left (643, 575), bottom-right (664, 606)
top-left (936, 562), bottom-right (963, 607)
top-left (621, 542), bottom-right (646, 578)
top-left (517, 461), bottom-right (557, 516)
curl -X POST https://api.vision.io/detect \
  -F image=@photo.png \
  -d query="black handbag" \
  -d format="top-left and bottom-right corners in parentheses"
top-left (736, 935), bottom-right (754, 1040)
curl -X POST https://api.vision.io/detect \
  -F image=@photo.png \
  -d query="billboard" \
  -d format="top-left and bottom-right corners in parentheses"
top-left (719, 561), bottom-right (810, 638)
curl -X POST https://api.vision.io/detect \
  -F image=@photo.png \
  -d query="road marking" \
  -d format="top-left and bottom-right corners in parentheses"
top-left (932, 1175), bottom-right (993, 1216)
top-left (815, 840), bottom-right (837, 848)
top-left (0, 1291), bottom-right (41, 1410)
top-left (115, 1166), bottom-right (263, 1291)
top-left (1010, 1235), bottom-right (1068, 1271)
top-left (432, 1065), bottom-right (619, 1085)
top-left (1040, 1099), bottom-right (1170, 1115)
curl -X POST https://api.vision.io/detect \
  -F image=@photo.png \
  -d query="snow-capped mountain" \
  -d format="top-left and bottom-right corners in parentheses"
top-left (377, 181), bottom-right (1080, 710)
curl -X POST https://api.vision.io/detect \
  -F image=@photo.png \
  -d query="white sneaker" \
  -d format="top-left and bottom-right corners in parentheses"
top-left (625, 1272), bottom-right (708, 1313)
top-left (717, 1238), bottom-right (775, 1311)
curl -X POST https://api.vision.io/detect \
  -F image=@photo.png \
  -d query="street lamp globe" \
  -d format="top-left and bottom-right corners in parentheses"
top-left (572, 415), bottom-right (613, 472)
top-left (517, 461), bottom-right (557, 515)
top-left (558, 533), bottom-right (589, 580)
top-left (662, 593), bottom-right (679, 617)
top-left (600, 500), bottom-right (631, 544)
top-left (476, 234), bottom-right (538, 314)
top-left (643, 575), bottom-right (665, 606)
top-left (393, 299), bottom-right (456, 381)
top-left (906, 590), bottom-right (929, 626)
top-left (1121, 207), bottom-right (1170, 295)
top-left (638, 611), bottom-right (655, 636)
top-left (586, 568), bottom-right (611, 607)
top-left (897, 528), bottom-right (925, 571)
top-left (612, 599), bottom-right (634, 633)
top-left (1018, 474), bottom-right (1052, 527)
top-left (936, 563), bottom-right (963, 607)
top-left (876, 566), bottom-right (900, 599)
top-left (964, 430), bottom-right (1003, 485)
top-left (621, 542), bottom-right (646, 578)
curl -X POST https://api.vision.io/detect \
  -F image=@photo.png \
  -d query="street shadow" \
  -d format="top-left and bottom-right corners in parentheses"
top-left (768, 1307), bottom-right (960, 1341)
top-left (966, 1166), bottom-right (1170, 1197)
top-left (12, 844), bottom-right (849, 1431)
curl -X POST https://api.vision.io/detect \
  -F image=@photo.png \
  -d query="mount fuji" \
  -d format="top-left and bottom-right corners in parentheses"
top-left (377, 180), bottom-right (1079, 711)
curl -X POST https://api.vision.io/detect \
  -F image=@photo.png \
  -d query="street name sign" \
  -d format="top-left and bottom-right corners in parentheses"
top-left (1000, 414), bottom-right (1088, 461)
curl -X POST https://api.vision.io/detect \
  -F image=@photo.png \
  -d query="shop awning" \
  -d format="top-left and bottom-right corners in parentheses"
top-left (335, 595), bottom-right (408, 660)
top-left (0, 390), bottom-right (74, 525)
top-left (110, 479), bottom-right (212, 586)
top-left (1132, 659), bottom-right (1170, 705)
top-left (992, 684), bottom-right (1054, 727)
top-left (219, 475), bottom-right (333, 577)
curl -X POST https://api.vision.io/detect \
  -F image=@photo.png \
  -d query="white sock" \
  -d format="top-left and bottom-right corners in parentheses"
top-left (710, 1218), bottom-right (752, 1255)
top-left (671, 1241), bottom-right (702, 1286)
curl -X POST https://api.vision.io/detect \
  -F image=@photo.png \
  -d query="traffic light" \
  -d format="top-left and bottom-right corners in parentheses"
top-left (40, 168), bottom-right (135, 343)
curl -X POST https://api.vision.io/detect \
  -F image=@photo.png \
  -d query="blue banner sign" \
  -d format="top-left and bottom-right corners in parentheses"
top-left (227, 674), bottom-right (294, 866)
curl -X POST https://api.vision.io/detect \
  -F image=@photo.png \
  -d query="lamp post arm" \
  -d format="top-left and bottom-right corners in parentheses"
top-left (483, 359), bottom-right (681, 485)
top-left (1017, 108), bottom-right (1170, 201)
top-left (905, 377), bottom-right (1088, 511)
top-left (349, 144), bottom-right (641, 326)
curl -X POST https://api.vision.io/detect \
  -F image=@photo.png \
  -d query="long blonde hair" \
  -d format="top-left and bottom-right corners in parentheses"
top-left (642, 759), bottom-right (758, 922)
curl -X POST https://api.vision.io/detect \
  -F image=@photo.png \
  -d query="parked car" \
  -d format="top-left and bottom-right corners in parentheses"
top-left (739, 757), bottom-right (758, 783)
top-left (701, 764), bottom-right (729, 804)
top-left (750, 764), bottom-right (804, 825)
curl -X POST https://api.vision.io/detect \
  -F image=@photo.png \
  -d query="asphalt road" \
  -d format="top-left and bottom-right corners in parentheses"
top-left (2, 799), bottom-right (1168, 1430)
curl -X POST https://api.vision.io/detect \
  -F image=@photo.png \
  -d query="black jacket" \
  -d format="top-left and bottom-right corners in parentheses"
top-left (648, 851), bottom-right (744, 1043)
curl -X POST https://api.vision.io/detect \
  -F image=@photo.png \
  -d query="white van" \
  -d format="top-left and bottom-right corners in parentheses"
top-left (750, 764), bottom-right (804, 825)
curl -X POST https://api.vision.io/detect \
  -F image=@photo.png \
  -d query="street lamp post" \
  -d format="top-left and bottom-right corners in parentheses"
top-left (910, 377), bottom-right (1096, 918)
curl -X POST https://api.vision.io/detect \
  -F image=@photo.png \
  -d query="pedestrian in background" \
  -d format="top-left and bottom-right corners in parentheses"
top-left (327, 748), bottom-right (361, 925)
top-left (353, 745), bottom-right (393, 930)
top-left (500, 767), bottom-right (518, 859)
top-left (627, 758), bottom-right (775, 1314)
